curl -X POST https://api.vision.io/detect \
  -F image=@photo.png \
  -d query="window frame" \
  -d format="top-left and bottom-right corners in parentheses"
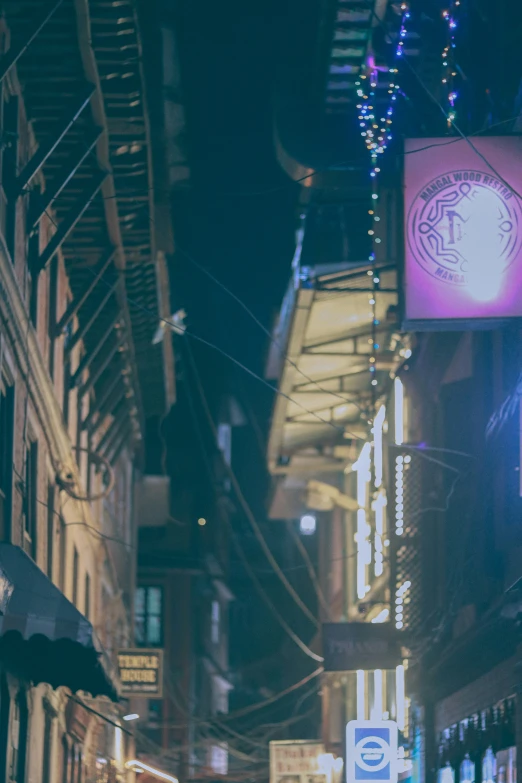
top-left (72, 546), bottom-right (79, 606)
top-left (135, 585), bottom-right (164, 647)
top-left (23, 438), bottom-right (38, 561)
top-left (84, 572), bottom-right (90, 621)
top-left (0, 355), bottom-right (14, 543)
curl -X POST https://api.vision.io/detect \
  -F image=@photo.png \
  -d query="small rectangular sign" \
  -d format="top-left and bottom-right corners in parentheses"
top-left (323, 624), bottom-right (401, 671)
top-left (269, 740), bottom-right (326, 783)
top-left (346, 721), bottom-right (398, 783)
top-left (117, 648), bottom-right (163, 697)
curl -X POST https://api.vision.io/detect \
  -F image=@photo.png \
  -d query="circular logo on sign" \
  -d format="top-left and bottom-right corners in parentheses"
top-left (407, 170), bottom-right (522, 296)
top-left (355, 736), bottom-right (391, 773)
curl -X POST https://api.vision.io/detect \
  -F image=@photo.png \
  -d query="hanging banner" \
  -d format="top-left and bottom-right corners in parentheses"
top-left (403, 136), bottom-right (522, 328)
top-left (323, 623), bottom-right (401, 671)
top-left (270, 741), bottom-right (327, 783)
top-left (117, 649), bottom-right (163, 697)
top-left (346, 721), bottom-right (398, 783)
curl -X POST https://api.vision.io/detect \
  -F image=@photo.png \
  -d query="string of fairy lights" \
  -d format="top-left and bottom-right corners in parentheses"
top-left (355, 2), bottom-right (410, 411)
top-left (441, 0), bottom-right (461, 126)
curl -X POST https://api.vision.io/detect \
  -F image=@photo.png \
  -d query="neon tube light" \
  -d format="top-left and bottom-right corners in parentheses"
top-left (394, 377), bottom-right (404, 446)
top-left (372, 669), bottom-right (383, 720)
top-left (374, 405), bottom-right (386, 487)
top-left (396, 664), bottom-right (405, 731)
top-left (353, 443), bottom-right (372, 599)
top-left (372, 490), bottom-right (387, 577)
top-left (356, 670), bottom-right (365, 720)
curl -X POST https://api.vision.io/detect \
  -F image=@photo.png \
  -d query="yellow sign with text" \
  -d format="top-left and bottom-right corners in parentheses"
top-left (118, 649), bottom-right (163, 697)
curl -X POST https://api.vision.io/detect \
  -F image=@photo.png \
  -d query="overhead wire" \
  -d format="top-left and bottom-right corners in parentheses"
top-left (182, 339), bottom-right (324, 661)
top-left (177, 246), bottom-right (366, 415)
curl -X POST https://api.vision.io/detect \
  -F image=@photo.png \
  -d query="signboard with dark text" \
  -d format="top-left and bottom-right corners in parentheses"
top-left (404, 136), bottom-right (522, 328)
top-left (323, 624), bottom-right (401, 672)
top-left (117, 649), bottom-right (163, 697)
top-left (270, 741), bottom-right (326, 783)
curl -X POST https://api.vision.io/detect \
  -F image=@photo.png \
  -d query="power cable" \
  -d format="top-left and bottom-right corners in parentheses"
top-left (182, 340), bottom-right (324, 661)
top-left (371, 7), bottom-right (522, 201)
top-left (183, 339), bottom-right (320, 629)
top-left (151, 668), bottom-right (323, 730)
top-left (285, 520), bottom-right (333, 621)
top-left (178, 246), bottom-right (366, 416)
top-left (85, 265), bottom-right (366, 442)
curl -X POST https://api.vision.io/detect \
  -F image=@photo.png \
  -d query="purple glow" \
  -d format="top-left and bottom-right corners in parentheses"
top-left (404, 136), bottom-right (522, 323)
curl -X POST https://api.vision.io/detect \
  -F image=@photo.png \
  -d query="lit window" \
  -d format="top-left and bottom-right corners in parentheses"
top-left (135, 586), bottom-right (163, 647)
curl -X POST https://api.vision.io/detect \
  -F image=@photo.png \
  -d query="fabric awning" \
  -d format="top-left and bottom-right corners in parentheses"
top-left (0, 544), bottom-right (118, 700)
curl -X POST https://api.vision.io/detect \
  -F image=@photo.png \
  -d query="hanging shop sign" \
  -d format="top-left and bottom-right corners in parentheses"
top-left (117, 649), bottom-right (163, 697)
top-left (323, 623), bottom-right (401, 672)
top-left (403, 136), bottom-right (522, 328)
top-left (346, 721), bottom-right (398, 783)
top-left (270, 741), bottom-right (327, 783)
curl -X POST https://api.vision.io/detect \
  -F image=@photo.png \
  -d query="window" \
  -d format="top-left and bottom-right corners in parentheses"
top-left (48, 256), bottom-right (58, 379)
top-left (3, 95), bottom-right (18, 265)
top-left (59, 515), bottom-right (66, 592)
top-left (72, 547), bottom-right (79, 606)
top-left (84, 573), bottom-right (90, 621)
top-left (28, 226), bottom-right (40, 329)
top-left (9, 691), bottom-right (28, 783)
top-left (61, 735), bottom-right (70, 783)
top-left (62, 304), bottom-right (73, 428)
top-left (135, 586), bottom-right (163, 647)
top-left (0, 379), bottom-right (14, 542)
top-left (0, 675), bottom-right (10, 782)
top-left (211, 600), bottom-right (220, 645)
top-left (23, 440), bottom-right (38, 560)
top-left (47, 484), bottom-right (54, 580)
top-left (42, 706), bottom-right (53, 783)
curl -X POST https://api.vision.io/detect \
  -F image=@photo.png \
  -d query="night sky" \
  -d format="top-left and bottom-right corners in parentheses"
top-left (165, 0), bottom-right (311, 676)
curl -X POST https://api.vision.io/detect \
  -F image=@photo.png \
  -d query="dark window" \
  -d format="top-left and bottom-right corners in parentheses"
top-left (0, 380), bottom-right (14, 542)
top-left (42, 707), bottom-right (53, 783)
top-left (47, 484), bottom-right (54, 580)
top-left (28, 225), bottom-right (40, 329)
top-left (24, 440), bottom-right (38, 560)
top-left (61, 735), bottom-right (70, 783)
top-left (10, 691), bottom-right (28, 783)
top-left (72, 547), bottom-right (79, 606)
top-left (59, 515), bottom-right (66, 593)
top-left (3, 95), bottom-right (18, 265)
top-left (62, 309), bottom-right (73, 427)
top-left (0, 675), bottom-right (10, 783)
top-left (84, 573), bottom-right (90, 620)
top-left (48, 256), bottom-right (58, 379)
top-left (135, 586), bottom-right (163, 646)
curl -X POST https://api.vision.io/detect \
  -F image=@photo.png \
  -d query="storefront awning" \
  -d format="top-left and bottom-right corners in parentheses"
top-left (0, 544), bottom-right (118, 700)
top-left (266, 261), bottom-right (401, 518)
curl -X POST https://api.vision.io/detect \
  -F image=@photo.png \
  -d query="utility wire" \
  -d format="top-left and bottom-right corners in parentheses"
top-left (285, 520), bottom-right (333, 621)
top-left (178, 246), bottom-right (366, 416)
top-left (182, 340), bottom-right (324, 662)
top-left (184, 340), bottom-right (320, 629)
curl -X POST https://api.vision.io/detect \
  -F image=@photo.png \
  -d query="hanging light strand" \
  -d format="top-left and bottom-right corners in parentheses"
top-left (355, 3), bottom-right (410, 406)
top-left (441, 0), bottom-right (461, 125)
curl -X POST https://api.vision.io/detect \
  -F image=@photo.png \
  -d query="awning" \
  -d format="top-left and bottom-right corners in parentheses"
top-left (0, 544), bottom-right (118, 700)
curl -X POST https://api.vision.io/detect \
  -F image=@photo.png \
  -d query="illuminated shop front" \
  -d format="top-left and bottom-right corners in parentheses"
top-left (437, 699), bottom-right (516, 783)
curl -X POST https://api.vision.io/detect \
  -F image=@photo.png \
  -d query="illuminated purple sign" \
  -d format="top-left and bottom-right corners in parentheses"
top-left (404, 137), bottom-right (522, 326)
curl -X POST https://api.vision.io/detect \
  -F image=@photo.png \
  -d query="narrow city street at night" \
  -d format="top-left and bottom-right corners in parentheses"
top-left (0, 1), bottom-right (521, 783)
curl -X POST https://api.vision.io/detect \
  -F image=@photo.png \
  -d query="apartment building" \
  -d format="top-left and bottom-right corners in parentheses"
top-left (0, 1), bottom-right (175, 781)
